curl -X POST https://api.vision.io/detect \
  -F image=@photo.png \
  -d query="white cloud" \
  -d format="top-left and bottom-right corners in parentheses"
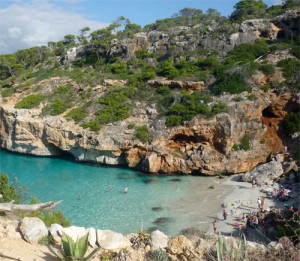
top-left (0, 0), bottom-right (106, 54)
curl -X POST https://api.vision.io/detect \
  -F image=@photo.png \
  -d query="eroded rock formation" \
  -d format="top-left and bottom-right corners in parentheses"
top-left (1, 90), bottom-right (297, 175)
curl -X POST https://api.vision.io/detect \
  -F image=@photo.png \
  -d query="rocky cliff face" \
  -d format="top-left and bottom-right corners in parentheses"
top-left (1, 90), bottom-right (297, 175)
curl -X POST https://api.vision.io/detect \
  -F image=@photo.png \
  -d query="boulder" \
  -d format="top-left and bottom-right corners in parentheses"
top-left (268, 241), bottom-right (283, 250)
top-left (87, 227), bottom-right (97, 248)
top-left (240, 161), bottom-right (283, 185)
top-left (97, 230), bottom-right (131, 250)
top-left (20, 217), bottom-right (48, 243)
top-left (246, 241), bottom-right (266, 251)
top-left (150, 230), bottom-right (168, 250)
top-left (49, 223), bottom-right (63, 243)
top-left (6, 221), bottom-right (21, 238)
top-left (168, 235), bottom-right (194, 255)
top-left (62, 226), bottom-right (87, 242)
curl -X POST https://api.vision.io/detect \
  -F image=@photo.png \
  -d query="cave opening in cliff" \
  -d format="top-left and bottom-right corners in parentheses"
top-left (171, 134), bottom-right (206, 144)
top-left (262, 106), bottom-right (278, 118)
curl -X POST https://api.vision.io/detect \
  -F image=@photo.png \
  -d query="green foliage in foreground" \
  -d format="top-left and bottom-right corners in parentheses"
top-left (216, 232), bottom-right (247, 261)
top-left (0, 173), bottom-right (70, 227)
top-left (149, 249), bottom-right (169, 261)
top-left (283, 112), bottom-right (300, 135)
top-left (0, 173), bottom-right (18, 203)
top-left (28, 208), bottom-right (71, 227)
top-left (53, 233), bottom-right (99, 261)
top-left (15, 94), bottom-right (44, 109)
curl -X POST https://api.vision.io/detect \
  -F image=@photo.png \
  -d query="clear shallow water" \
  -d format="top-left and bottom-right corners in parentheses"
top-left (0, 149), bottom-right (220, 235)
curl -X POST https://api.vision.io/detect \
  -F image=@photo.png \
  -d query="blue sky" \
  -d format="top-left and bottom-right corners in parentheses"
top-left (0, 0), bottom-right (279, 54)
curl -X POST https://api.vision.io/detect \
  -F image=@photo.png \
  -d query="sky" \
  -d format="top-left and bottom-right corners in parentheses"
top-left (0, 0), bottom-right (280, 54)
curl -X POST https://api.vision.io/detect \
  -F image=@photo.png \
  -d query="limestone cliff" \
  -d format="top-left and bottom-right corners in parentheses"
top-left (1, 90), bottom-right (297, 175)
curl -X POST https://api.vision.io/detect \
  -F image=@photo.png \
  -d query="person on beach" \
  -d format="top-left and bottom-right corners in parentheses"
top-left (223, 209), bottom-right (228, 220)
top-left (261, 198), bottom-right (265, 211)
top-left (252, 178), bottom-right (256, 188)
top-left (213, 220), bottom-right (217, 234)
top-left (257, 198), bottom-right (261, 209)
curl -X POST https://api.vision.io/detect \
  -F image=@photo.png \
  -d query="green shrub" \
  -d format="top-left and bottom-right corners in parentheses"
top-left (212, 74), bottom-right (251, 95)
top-left (54, 84), bottom-right (72, 95)
top-left (38, 235), bottom-right (54, 245)
top-left (258, 63), bottom-right (276, 75)
top-left (1, 88), bottom-right (14, 98)
top-left (291, 45), bottom-right (300, 58)
top-left (0, 173), bottom-right (18, 203)
top-left (158, 58), bottom-right (179, 79)
top-left (261, 84), bottom-right (270, 92)
top-left (149, 249), bottom-right (169, 261)
top-left (97, 86), bottom-right (134, 124)
top-left (166, 115), bottom-right (182, 127)
top-left (66, 107), bottom-right (87, 123)
top-left (43, 99), bottom-right (70, 116)
top-left (277, 59), bottom-right (300, 79)
top-left (128, 123), bottom-right (135, 129)
top-left (247, 93), bottom-right (257, 101)
top-left (239, 135), bottom-right (251, 151)
top-left (135, 48), bottom-right (154, 59)
top-left (82, 121), bottom-right (100, 132)
top-left (136, 125), bottom-right (149, 143)
top-left (232, 144), bottom-right (239, 151)
top-left (165, 91), bottom-right (210, 127)
top-left (211, 102), bottom-right (228, 115)
top-left (15, 94), bottom-right (44, 109)
top-left (283, 112), bottom-right (300, 135)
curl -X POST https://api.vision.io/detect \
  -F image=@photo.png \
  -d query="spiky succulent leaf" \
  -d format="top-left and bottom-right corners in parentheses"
top-left (74, 233), bottom-right (89, 259)
top-left (61, 233), bottom-right (75, 258)
top-left (83, 247), bottom-right (100, 261)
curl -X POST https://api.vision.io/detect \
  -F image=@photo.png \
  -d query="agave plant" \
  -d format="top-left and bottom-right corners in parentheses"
top-left (216, 232), bottom-right (247, 261)
top-left (149, 249), bottom-right (169, 261)
top-left (52, 233), bottom-right (99, 261)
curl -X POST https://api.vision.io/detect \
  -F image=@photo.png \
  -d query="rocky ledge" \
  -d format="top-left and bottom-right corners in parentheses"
top-left (1, 90), bottom-right (299, 175)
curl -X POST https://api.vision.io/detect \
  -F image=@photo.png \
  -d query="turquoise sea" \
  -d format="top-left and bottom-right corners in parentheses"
top-left (0, 149), bottom-right (226, 235)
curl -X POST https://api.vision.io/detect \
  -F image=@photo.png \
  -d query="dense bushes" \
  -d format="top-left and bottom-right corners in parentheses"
top-left (165, 91), bottom-right (210, 127)
top-left (15, 94), bottom-right (44, 109)
top-left (66, 107), bottom-right (87, 123)
top-left (42, 99), bottom-right (70, 116)
top-left (211, 74), bottom-right (250, 95)
top-left (97, 86), bottom-right (134, 124)
top-left (283, 112), bottom-right (300, 135)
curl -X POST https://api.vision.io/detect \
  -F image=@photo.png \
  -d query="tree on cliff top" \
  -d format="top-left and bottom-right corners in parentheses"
top-left (230, 0), bottom-right (268, 22)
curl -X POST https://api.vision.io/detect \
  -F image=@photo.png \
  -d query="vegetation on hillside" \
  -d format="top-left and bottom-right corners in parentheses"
top-left (0, 0), bottom-right (299, 131)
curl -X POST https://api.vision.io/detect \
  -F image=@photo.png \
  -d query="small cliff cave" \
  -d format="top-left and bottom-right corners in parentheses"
top-left (262, 106), bottom-right (279, 118)
top-left (168, 133), bottom-right (207, 148)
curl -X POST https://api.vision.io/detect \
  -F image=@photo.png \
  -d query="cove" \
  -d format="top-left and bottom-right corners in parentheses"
top-left (0, 149), bottom-right (233, 235)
